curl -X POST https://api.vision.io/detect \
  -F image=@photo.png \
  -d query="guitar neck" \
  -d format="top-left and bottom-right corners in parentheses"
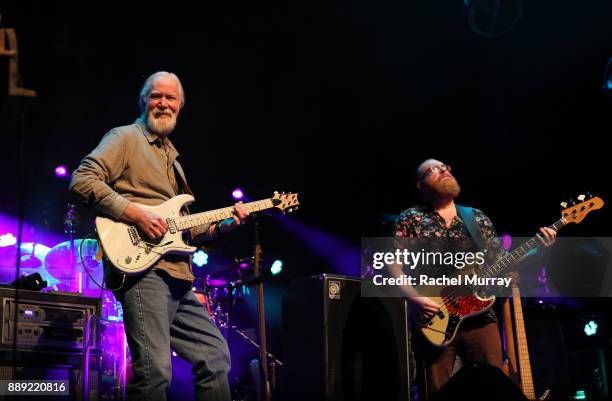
top-left (483, 217), bottom-right (566, 277)
top-left (173, 198), bottom-right (275, 231)
top-left (512, 285), bottom-right (537, 400)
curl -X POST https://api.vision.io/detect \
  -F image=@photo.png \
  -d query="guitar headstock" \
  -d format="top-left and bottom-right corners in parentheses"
top-left (560, 194), bottom-right (604, 225)
top-left (271, 191), bottom-right (300, 214)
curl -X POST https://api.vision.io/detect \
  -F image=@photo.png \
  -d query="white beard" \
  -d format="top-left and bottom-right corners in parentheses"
top-left (146, 111), bottom-right (177, 136)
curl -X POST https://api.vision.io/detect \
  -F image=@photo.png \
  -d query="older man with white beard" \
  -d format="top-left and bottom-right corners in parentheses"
top-left (70, 72), bottom-right (246, 401)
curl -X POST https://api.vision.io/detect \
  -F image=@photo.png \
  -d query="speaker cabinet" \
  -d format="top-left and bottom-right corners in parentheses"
top-left (282, 274), bottom-right (410, 401)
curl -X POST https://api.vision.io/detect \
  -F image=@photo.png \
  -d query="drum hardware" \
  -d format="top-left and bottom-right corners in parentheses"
top-left (202, 250), bottom-right (283, 400)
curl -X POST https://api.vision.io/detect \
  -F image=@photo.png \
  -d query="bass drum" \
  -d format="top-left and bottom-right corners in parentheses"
top-left (44, 239), bottom-right (103, 294)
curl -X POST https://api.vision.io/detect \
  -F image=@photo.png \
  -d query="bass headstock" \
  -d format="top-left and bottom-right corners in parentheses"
top-left (560, 194), bottom-right (604, 225)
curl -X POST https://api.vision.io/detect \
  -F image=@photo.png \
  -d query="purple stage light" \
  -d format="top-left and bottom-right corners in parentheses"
top-left (501, 234), bottom-right (512, 251)
top-left (232, 188), bottom-right (244, 200)
top-left (54, 165), bottom-right (68, 178)
top-left (277, 216), bottom-right (360, 276)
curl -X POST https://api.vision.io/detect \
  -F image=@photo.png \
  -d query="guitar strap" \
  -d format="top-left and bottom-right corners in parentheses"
top-left (172, 161), bottom-right (194, 215)
top-left (456, 204), bottom-right (486, 252)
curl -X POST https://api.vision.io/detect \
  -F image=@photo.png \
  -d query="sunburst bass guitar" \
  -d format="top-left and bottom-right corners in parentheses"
top-left (415, 194), bottom-right (604, 347)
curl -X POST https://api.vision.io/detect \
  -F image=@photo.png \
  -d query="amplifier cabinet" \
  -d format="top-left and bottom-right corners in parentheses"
top-left (0, 288), bottom-right (100, 351)
top-left (282, 274), bottom-right (411, 401)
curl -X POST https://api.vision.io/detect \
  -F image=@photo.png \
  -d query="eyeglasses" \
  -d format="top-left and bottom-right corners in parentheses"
top-left (420, 164), bottom-right (451, 180)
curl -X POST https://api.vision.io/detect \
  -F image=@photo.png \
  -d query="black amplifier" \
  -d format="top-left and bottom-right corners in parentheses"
top-left (0, 288), bottom-right (100, 351)
top-left (282, 274), bottom-right (411, 401)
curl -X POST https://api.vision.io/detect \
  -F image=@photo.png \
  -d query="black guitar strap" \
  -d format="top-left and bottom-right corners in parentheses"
top-left (456, 204), bottom-right (486, 252)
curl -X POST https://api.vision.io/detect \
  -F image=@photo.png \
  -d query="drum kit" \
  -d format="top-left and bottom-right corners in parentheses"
top-left (1, 220), bottom-right (266, 329)
top-left (0, 204), bottom-right (278, 341)
top-left (0, 238), bottom-right (107, 299)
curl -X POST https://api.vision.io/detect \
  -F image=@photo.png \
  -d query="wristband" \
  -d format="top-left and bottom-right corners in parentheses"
top-left (215, 223), bottom-right (223, 238)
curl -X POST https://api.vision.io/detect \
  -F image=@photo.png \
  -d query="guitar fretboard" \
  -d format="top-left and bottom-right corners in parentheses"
top-left (173, 199), bottom-right (275, 231)
top-left (476, 218), bottom-right (567, 279)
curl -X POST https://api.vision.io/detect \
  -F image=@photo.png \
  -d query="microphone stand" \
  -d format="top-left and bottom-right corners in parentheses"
top-left (64, 203), bottom-right (80, 293)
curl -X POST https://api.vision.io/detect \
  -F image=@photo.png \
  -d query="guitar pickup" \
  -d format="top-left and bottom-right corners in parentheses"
top-left (128, 226), bottom-right (141, 246)
top-left (167, 218), bottom-right (177, 234)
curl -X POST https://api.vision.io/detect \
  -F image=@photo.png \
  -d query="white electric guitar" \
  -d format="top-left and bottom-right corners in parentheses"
top-left (96, 192), bottom-right (299, 275)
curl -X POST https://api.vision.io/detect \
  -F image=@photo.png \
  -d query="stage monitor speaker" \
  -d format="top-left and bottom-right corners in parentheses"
top-left (430, 363), bottom-right (528, 401)
top-left (282, 274), bottom-right (410, 401)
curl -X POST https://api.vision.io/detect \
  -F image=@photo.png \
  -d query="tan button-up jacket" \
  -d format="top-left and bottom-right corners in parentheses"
top-left (70, 119), bottom-right (211, 281)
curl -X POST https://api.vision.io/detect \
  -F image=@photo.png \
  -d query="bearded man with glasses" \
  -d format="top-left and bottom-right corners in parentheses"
top-left (393, 158), bottom-right (557, 399)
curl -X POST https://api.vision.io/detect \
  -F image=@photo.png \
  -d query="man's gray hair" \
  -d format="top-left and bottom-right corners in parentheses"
top-left (138, 71), bottom-right (185, 114)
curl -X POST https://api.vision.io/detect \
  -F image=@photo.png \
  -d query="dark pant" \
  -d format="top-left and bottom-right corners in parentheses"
top-left (114, 268), bottom-right (231, 401)
top-left (416, 319), bottom-right (502, 399)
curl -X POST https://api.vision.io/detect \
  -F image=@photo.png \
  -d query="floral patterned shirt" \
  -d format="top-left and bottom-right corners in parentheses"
top-left (394, 204), bottom-right (505, 264)
top-left (394, 204), bottom-right (505, 325)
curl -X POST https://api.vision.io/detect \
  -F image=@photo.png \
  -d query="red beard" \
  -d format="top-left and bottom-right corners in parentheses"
top-left (423, 175), bottom-right (461, 201)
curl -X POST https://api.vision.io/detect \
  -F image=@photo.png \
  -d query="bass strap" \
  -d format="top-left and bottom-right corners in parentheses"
top-left (456, 204), bottom-right (486, 252)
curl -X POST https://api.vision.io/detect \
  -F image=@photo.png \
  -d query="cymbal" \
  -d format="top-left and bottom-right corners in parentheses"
top-left (0, 243), bottom-right (60, 286)
top-left (205, 262), bottom-right (253, 287)
top-left (44, 239), bottom-right (103, 283)
top-left (0, 242), bottom-right (50, 269)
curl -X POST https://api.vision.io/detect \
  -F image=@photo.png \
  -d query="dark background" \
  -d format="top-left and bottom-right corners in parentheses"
top-left (2, 1), bottom-right (611, 241)
top-left (1, 0), bottom-right (611, 398)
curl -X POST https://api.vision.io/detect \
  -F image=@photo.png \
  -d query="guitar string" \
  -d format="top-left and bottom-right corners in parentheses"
top-left (434, 218), bottom-right (564, 313)
top-left (421, 209), bottom-right (576, 325)
top-left (172, 199), bottom-right (277, 230)
top-left (439, 209), bottom-right (575, 309)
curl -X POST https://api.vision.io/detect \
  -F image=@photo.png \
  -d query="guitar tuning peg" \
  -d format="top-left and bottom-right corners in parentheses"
top-left (282, 191), bottom-right (285, 195)
top-left (288, 208), bottom-right (293, 213)
top-left (577, 194), bottom-right (586, 202)
top-left (294, 206), bottom-right (299, 211)
top-left (560, 202), bottom-right (568, 208)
